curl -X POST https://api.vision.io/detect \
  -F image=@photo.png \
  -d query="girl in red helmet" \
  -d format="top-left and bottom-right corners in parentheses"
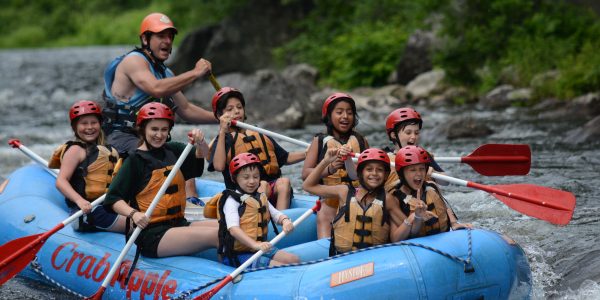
top-left (51, 100), bottom-right (125, 232)
top-left (209, 87), bottom-right (307, 211)
top-left (303, 148), bottom-right (390, 255)
top-left (388, 146), bottom-right (471, 242)
top-left (103, 102), bottom-right (218, 258)
top-left (301, 92), bottom-right (369, 239)
top-left (383, 107), bottom-right (444, 192)
top-left (217, 153), bottom-right (299, 267)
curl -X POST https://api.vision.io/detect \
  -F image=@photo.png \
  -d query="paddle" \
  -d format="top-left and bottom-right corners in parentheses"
top-left (0, 139), bottom-right (109, 286)
top-left (429, 173), bottom-right (575, 226)
top-left (85, 143), bottom-right (194, 300)
top-left (229, 121), bottom-right (529, 176)
top-left (194, 200), bottom-right (322, 300)
top-left (434, 144), bottom-right (531, 176)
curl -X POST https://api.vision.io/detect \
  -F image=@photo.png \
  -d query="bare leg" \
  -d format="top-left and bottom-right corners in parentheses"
top-left (317, 204), bottom-right (337, 239)
top-left (156, 224), bottom-right (218, 257)
top-left (273, 178), bottom-right (291, 210)
top-left (269, 250), bottom-right (299, 266)
top-left (185, 178), bottom-right (198, 198)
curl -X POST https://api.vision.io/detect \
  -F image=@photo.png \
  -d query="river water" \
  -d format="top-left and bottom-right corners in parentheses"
top-left (0, 47), bottom-right (598, 299)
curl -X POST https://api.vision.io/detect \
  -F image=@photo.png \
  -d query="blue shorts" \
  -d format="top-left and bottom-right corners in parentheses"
top-left (71, 205), bottom-right (119, 232)
top-left (223, 247), bottom-right (279, 268)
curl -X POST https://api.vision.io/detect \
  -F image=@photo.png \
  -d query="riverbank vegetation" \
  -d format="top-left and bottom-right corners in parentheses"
top-left (2, 0), bottom-right (599, 100)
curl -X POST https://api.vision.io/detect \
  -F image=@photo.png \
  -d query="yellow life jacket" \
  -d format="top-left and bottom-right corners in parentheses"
top-left (317, 133), bottom-right (367, 207)
top-left (394, 182), bottom-right (450, 237)
top-left (227, 130), bottom-right (280, 178)
top-left (134, 150), bottom-right (187, 224)
top-left (384, 153), bottom-right (399, 193)
top-left (331, 187), bottom-right (389, 255)
top-left (217, 190), bottom-right (278, 266)
top-left (48, 142), bottom-right (120, 201)
top-left (203, 193), bottom-right (222, 219)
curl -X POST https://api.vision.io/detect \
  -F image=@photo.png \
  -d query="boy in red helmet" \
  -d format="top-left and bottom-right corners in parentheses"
top-left (217, 153), bottom-right (299, 267)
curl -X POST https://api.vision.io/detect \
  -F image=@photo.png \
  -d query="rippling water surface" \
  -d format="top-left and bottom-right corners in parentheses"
top-left (0, 47), bottom-right (599, 299)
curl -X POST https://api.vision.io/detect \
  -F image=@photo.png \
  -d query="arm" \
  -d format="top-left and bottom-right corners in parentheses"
top-left (267, 203), bottom-right (293, 233)
top-left (301, 137), bottom-right (331, 180)
top-left (111, 199), bottom-right (149, 229)
top-left (211, 113), bottom-right (233, 172)
top-left (224, 197), bottom-right (270, 251)
top-left (389, 196), bottom-right (427, 242)
top-left (189, 128), bottom-right (210, 158)
top-left (123, 55), bottom-right (209, 99)
top-left (302, 147), bottom-right (347, 200)
top-left (172, 91), bottom-right (217, 124)
top-left (55, 145), bottom-right (92, 213)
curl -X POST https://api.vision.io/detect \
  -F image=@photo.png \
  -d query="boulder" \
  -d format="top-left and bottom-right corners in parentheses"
top-left (539, 92), bottom-right (600, 121)
top-left (564, 115), bottom-right (600, 144)
top-left (169, 0), bottom-right (313, 76)
top-left (431, 117), bottom-right (494, 140)
top-left (480, 85), bottom-right (515, 109)
top-left (395, 30), bottom-right (436, 85)
top-left (405, 69), bottom-right (446, 100)
top-left (183, 64), bottom-right (319, 128)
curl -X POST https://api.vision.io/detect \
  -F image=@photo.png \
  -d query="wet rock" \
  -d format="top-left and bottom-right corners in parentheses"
top-left (432, 117), bottom-right (494, 140)
top-left (480, 85), bottom-right (515, 109)
top-left (429, 86), bottom-right (476, 106)
top-left (539, 92), bottom-right (600, 121)
top-left (184, 64), bottom-right (318, 128)
top-left (405, 69), bottom-right (446, 100)
top-left (506, 88), bottom-right (532, 103)
top-left (564, 115), bottom-right (600, 144)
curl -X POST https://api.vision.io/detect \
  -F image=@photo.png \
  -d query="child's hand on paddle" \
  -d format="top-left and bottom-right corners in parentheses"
top-left (256, 241), bottom-right (272, 252)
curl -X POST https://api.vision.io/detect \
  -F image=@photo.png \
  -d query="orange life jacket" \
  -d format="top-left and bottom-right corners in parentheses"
top-left (48, 142), bottom-right (120, 202)
top-left (227, 130), bottom-right (280, 178)
top-left (331, 187), bottom-right (389, 255)
top-left (133, 149), bottom-right (186, 224)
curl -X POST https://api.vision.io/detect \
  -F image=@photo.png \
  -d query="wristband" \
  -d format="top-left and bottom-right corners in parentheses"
top-left (403, 219), bottom-right (412, 226)
top-left (281, 217), bottom-right (291, 224)
top-left (128, 209), bottom-right (138, 220)
top-left (414, 214), bottom-right (423, 220)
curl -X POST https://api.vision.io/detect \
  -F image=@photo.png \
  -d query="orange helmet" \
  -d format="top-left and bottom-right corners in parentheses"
top-left (140, 13), bottom-right (178, 36)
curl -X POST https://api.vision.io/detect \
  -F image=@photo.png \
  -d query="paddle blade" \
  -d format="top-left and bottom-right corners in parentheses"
top-left (463, 144), bottom-right (531, 176)
top-left (194, 275), bottom-right (233, 300)
top-left (0, 234), bottom-right (45, 285)
top-left (84, 286), bottom-right (106, 300)
top-left (490, 184), bottom-right (575, 225)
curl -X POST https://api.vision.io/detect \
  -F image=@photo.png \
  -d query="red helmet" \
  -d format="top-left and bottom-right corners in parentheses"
top-left (69, 100), bottom-right (102, 122)
top-left (394, 146), bottom-right (432, 171)
top-left (229, 153), bottom-right (261, 178)
top-left (385, 107), bottom-right (422, 135)
top-left (136, 102), bottom-right (175, 126)
top-left (211, 87), bottom-right (245, 118)
top-left (357, 148), bottom-right (390, 168)
top-left (140, 13), bottom-right (177, 36)
top-left (321, 92), bottom-right (354, 120)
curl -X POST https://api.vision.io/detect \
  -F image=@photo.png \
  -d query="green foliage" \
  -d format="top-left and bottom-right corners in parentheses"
top-left (0, 0), bottom-right (243, 48)
top-left (275, 0), bottom-right (448, 88)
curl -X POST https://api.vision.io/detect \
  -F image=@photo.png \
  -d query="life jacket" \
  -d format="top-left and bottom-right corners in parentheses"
top-left (227, 130), bottom-right (281, 179)
top-left (48, 141), bottom-right (120, 205)
top-left (330, 187), bottom-right (389, 255)
top-left (383, 152), bottom-right (399, 193)
top-left (132, 147), bottom-right (186, 224)
top-left (217, 190), bottom-right (279, 267)
top-left (317, 133), bottom-right (367, 206)
top-left (393, 182), bottom-right (451, 237)
top-left (102, 49), bottom-right (177, 134)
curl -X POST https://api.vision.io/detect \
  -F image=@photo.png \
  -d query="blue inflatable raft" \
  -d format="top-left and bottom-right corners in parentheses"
top-left (0, 164), bottom-right (532, 299)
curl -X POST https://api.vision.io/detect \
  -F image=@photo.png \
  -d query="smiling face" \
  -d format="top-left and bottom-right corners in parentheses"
top-left (402, 163), bottom-right (427, 191)
top-left (143, 119), bottom-right (171, 149)
top-left (145, 29), bottom-right (175, 61)
top-left (329, 100), bottom-right (355, 135)
top-left (359, 161), bottom-right (387, 190)
top-left (74, 115), bottom-right (101, 143)
top-left (393, 123), bottom-right (420, 148)
top-left (222, 97), bottom-right (245, 121)
top-left (234, 165), bottom-right (261, 194)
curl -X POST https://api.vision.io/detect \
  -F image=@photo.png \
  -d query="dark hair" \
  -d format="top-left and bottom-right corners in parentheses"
top-left (216, 94), bottom-right (246, 120)
top-left (391, 119), bottom-right (421, 147)
top-left (323, 99), bottom-right (359, 136)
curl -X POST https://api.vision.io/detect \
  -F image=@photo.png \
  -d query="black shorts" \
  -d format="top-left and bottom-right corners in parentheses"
top-left (136, 218), bottom-right (190, 258)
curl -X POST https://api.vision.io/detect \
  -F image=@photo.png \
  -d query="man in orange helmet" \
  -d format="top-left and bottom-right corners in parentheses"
top-left (102, 12), bottom-right (216, 203)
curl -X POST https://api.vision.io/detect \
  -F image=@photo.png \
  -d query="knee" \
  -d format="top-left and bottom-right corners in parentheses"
top-left (289, 254), bottom-right (300, 264)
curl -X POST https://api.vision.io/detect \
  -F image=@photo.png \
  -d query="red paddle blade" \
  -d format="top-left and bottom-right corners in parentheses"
top-left (0, 233), bottom-right (46, 285)
top-left (463, 144), bottom-right (531, 176)
top-left (489, 184), bottom-right (575, 225)
top-left (84, 286), bottom-right (106, 300)
top-left (194, 275), bottom-right (233, 300)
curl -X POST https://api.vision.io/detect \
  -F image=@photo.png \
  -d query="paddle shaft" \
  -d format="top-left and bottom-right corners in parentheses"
top-left (431, 173), bottom-right (568, 211)
top-left (196, 201), bottom-right (322, 300)
top-left (92, 143), bottom-right (194, 296)
top-left (209, 73), bottom-right (221, 91)
top-left (231, 120), bottom-right (310, 147)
